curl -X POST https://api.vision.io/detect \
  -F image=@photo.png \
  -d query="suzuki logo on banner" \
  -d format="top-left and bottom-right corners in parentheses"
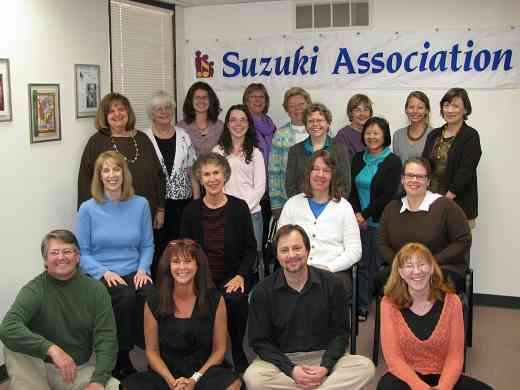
top-left (195, 50), bottom-right (214, 78)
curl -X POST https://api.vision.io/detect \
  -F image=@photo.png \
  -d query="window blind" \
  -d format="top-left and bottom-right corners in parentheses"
top-left (110, 0), bottom-right (175, 130)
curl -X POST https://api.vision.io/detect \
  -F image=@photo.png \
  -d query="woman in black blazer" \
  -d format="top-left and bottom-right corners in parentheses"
top-left (349, 117), bottom-right (402, 320)
top-left (423, 88), bottom-right (482, 223)
top-left (180, 153), bottom-right (257, 373)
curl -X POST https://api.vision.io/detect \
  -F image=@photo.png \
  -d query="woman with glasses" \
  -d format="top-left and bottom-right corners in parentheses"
top-left (286, 102), bottom-right (350, 200)
top-left (144, 91), bottom-right (199, 276)
top-left (123, 239), bottom-right (242, 390)
top-left (76, 151), bottom-right (155, 379)
top-left (177, 82), bottom-right (223, 156)
top-left (376, 157), bottom-right (471, 294)
top-left (377, 243), bottom-right (492, 390)
top-left (335, 94), bottom-right (373, 161)
top-left (180, 153), bottom-right (257, 373)
top-left (278, 150), bottom-right (361, 296)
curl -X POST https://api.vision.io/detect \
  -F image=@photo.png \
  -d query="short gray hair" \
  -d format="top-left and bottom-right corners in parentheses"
top-left (145, 90), bottom-right (176, 120)
top-left (41, 230), bottom-right (80, 259)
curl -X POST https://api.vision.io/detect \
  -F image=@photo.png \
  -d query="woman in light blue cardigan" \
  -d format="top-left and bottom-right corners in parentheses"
top-left (76, 150), bottom-right (154, 380)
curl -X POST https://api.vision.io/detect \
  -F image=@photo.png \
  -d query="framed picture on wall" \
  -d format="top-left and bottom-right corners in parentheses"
top-left (0, 58), bottom-right (13, 122)
top-left (28, 83), bottom-right (61, 144)
top-left (75, 64), bottom-right (100, 118)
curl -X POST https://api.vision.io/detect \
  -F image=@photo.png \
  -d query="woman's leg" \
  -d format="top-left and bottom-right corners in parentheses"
top-left (251, 211), bottom-right (264, 280)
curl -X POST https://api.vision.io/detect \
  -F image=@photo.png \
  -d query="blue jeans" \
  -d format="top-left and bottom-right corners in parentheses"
top-left (251, 212), bottom-right (264, 278)
top-left (358, 225), bottom-right (382, 312)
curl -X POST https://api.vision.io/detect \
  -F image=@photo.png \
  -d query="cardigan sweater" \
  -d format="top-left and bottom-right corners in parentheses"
top-left (180, 196), bottom-right (256, 281)
top-left (381, 293), bottom-right (464, 390)
top-left (378, 196), bottom-right (471, 275)
top-left (177, 119), bottom-right (224, 156)
top-left (278, 193), bottom-right (361, 272)
top-left (76, 195), bottom-right (154, 280)
top-left (349, 151), bottom-right (402, 223)
top-left (0, 272), bottom-right (117, 385)
top-left (77, 128), bottom-right (165, 215)
top-left (422, 122), bottom-right (482, 220)
top-left (285, 139), bottom-right (351, 200)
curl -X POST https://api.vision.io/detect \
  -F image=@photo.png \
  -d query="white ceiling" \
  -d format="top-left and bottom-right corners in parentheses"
top-left (158, 0), bottom-right (285, 7)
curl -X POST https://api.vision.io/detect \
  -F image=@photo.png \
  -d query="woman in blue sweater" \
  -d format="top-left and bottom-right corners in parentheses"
top-left (349, 117), bottom-right (402, 321)
top-left (76, 150), bottom-right (154, 380)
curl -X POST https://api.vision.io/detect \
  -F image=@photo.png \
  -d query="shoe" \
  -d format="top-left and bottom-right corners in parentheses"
top-left (112, 366), bottom-right (137, 380)
top-left (357, 309), bottom-right (369, 322)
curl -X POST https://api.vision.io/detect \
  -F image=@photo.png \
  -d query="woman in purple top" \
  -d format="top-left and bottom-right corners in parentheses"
top-left (335, 94), bottom-right (373, 161)
top-left (177, 81), bottom-right (224, 156)
top-left (243, 83), bottom-right (277, 259)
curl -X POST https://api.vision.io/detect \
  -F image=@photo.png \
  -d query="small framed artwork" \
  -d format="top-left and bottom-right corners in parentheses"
top-left (0, 58), bottom-right (13, 122)
top-left (75, 64), bottom-right (100, 118)
top-left (28, 83), bottom-right (61, 144)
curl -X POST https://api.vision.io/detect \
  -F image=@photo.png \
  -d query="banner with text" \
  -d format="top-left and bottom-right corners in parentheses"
top-left (186, 27), bottom-right (519, 91)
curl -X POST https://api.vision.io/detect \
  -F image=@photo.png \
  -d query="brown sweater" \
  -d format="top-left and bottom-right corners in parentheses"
top-left (377, 196), bottom-right (471, 275)
top-left (77, 129), bottom-right (165, 215)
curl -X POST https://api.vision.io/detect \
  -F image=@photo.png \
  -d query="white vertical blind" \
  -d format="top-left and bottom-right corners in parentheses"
top-left (110, 0), bottom-right (175, 129)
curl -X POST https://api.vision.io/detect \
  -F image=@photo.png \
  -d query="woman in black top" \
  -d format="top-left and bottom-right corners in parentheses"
top-left (423, 88), bottom-right (482, 223)
top-left (123, 239), bottom-right (241, 390)
top-left (180, 153), bottom-right (256, 373)
top-left (349, 117), bottom-right (402, 320)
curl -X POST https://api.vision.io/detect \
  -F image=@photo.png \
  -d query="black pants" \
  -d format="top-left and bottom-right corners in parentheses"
top-left (152, 198), bottom-right (192, 280)
top-left (377, 372), bottom-right (493, 390)
top-left (375, 265), bottom-right (465, 296)
top-left (103, 271), bottom-right (155, 350)
top-left (215, 277), bottom-right (250, 372)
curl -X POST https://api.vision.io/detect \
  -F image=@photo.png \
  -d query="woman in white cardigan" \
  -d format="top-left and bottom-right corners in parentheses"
top-left (278, 149), bottom-right (361, 295)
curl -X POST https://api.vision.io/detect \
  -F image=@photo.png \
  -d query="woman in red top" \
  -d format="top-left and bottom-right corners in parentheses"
top-left (378, 243), bottom-right (492, 390)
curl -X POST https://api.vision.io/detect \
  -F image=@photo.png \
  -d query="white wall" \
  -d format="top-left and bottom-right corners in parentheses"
top-left (177, 0), bottom-right (520, 297)
top-left (0, 0), bottom-right (110, 364)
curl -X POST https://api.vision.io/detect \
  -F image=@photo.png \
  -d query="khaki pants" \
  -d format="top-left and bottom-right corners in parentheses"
top-left (4, 348), bottom-right (120, 390)
top-left (243, 350), bottom-right (375, 390)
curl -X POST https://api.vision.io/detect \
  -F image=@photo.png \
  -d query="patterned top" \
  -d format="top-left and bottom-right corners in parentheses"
top-left (144, 127), bottom-right (197, 200)
top-left (381, 293), bottom-right (464, 390)
top-left (268, 122), bottom-right (299, 211)
top-left (429, 134), bottom-right (456, 194)
top-left (177, 119), bottom-right (224, 156)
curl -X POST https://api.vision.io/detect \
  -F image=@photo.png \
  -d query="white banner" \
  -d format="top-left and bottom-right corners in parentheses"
top-left (185, 27), bottom-right (520, 91)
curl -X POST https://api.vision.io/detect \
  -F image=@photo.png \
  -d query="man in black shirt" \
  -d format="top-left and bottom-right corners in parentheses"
top-left (244, 224), bottom-right (374, 390)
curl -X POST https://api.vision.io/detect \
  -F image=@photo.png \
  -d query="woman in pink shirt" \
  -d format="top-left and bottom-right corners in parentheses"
top-left (378, 243), bottom-right (492, 390)
top-left (213, 104), bottom-right (266, 277)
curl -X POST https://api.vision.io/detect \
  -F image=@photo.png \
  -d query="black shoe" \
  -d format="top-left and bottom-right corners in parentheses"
top-left (112, 366), bottom-right (137, 380)
top-left (357, 309), bottom-right (369, 322)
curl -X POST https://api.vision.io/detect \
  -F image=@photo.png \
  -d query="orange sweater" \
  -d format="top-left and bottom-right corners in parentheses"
top-left (381, 293), bottom-right (464, 390)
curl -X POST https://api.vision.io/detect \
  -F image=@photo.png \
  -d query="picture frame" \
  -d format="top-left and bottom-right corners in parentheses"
top-left (75, 64), bottom-right (100, 118)
top-left (28, 83), bottom-right (61, 144)
top-left (0, 58), bottom-right (13, 122)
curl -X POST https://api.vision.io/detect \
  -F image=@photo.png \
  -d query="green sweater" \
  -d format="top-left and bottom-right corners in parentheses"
top-left (0, 271), bottom-right (117, 385)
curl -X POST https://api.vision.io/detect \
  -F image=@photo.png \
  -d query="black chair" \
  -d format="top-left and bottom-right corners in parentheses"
top-left (372, 267), bottom-right (474, 367)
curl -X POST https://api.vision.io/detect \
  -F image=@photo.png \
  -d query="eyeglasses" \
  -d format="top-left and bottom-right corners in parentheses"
top-left (153, 105), bottom-right (172, 113)
top-left (400, 262), bottom-right (430, 273)
top-left (403, 173), bottom-right (428, 181)
top-left (48, 249), bottom-right (76, 257)
top-left (194, 96), bottom-right (209, 102)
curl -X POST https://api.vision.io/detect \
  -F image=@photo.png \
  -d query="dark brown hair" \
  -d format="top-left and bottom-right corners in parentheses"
top-left (440, 87), bottom-right (472, 121)
top-left (182, 81), bottom-right (222, 124)
top-left (95, 93), bottom-right (136, 131)
top-left (303, 150), bottom-right (344, 202)
top-left (156, 239), bottom-right (214, 315)
top-left (274, 224), bottom-right (311, 253)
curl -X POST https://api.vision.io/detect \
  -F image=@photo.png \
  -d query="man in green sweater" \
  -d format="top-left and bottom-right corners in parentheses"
top-left (0, 230), bottom-right (119, 390)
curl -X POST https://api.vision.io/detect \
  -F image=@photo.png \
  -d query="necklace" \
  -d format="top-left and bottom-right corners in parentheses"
top-left (111, 134), bottom-right (140, 164)
top-left (407, 125), bottom-right (426, 142)
top-left (434, 125), bottom-right (455, 160)
top-left (195, 122), bottom-right (209, 137)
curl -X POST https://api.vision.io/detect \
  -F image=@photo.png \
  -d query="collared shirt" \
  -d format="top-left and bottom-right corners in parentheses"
top-left (248, 266), bottom-right (348, 377)
top-left (400, 191), bottom-right (442, 213)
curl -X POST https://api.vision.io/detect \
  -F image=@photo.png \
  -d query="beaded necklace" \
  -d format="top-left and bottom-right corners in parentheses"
top-left (111, 134), bottom-right (140, 164)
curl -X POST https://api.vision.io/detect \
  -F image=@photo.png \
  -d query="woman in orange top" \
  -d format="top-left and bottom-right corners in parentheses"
top-left (378, 243), bottom-right (492, 390)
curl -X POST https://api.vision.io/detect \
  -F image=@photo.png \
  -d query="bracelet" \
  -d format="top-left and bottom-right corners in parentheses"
top-left (191, 371), bottom-right (202, 383)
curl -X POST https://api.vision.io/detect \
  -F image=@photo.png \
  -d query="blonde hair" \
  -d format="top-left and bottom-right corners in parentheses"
top-left (282, 87), bottom-right (312, 112)
top-left (91, 151), bottom-right (135, 203)
top-left (384, 242), bottom-right (454, 309)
